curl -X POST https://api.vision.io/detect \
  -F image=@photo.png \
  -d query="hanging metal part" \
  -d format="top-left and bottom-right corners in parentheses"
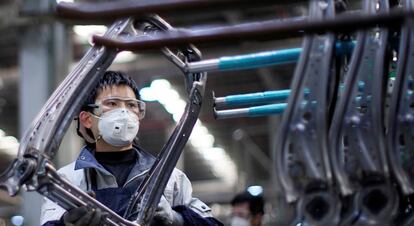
top-left (121, 15), bottom-right (206, 226)
top-left (0, 157), bottom-right (36, 196)
top-left (387, 1), bottom-right (414, 225)
top-left (274, 0), bottom-right (340, 225)
top-left (387, 0), bottom-right (414, 196)
top-left (38, 162), bottom-right (138, 226)
top-left (132, 15), bottom-right (201, 94)
top-left (19, 18), bottom-right (130, 160)
top-left (329, 0), bottom-right (399, 225)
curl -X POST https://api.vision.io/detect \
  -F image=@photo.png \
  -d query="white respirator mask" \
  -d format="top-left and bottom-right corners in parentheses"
top-left (95, 108), bottom-right (139, 147)
top-left (230, 216), bottom-right (251, 226)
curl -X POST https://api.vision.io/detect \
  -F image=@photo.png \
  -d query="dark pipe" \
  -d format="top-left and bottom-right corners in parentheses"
top-left (56, 0), bottom-right (304, 20)
top-left (92, 9), bottom-right (407, 51)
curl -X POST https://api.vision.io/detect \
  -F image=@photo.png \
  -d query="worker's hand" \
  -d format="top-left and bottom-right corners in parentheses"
top-left (153, 196), bottom-right (184, 226)
top-left (63, 206), bottom-right (104, 226)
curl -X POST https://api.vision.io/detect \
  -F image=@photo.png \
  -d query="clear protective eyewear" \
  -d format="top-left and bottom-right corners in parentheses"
top-left (89, 97), bottom-right (146, 119)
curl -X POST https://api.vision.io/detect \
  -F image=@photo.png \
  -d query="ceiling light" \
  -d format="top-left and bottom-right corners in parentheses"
top-left (114, 51), bottom-right (137, 64)
top-left (73, 25), bottom-right (107, 44)
top-left (140, 87), bottom-right (158, 102)
top-left (247, 185), bottom-right (263, 196)
top-left (56, 0), bottom-right (73, 3)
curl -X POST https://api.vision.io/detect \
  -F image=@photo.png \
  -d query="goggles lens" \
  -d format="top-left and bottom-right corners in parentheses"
top-left (89, 97), bottom-right (146, 119)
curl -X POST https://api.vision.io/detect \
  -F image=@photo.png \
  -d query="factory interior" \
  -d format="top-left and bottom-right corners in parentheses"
top-left (0, 0), bottom-right (414, 226)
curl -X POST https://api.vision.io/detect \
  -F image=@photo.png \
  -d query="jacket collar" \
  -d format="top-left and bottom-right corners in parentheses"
top-left (74, 145), bottom-right (156, 178)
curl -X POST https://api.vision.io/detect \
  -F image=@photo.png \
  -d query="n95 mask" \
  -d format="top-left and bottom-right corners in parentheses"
top-left (230, 216), bottom-right (251, 226)
top-left (97, 108), bottom-right (139, 147)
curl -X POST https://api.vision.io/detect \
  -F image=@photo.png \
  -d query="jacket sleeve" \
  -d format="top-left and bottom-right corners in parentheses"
top-left (40, 162), bottom-right (82, 225)
top-left (40, 196), bottom-right (66, 225)
top-left (164, 169), bottom-right (223, 225)
top-left (173, 205), bottom-right (224, 226)
top-left (41, 219), bottom-right (64, 226)
top-left (40, 169), bottom-right (67, 225)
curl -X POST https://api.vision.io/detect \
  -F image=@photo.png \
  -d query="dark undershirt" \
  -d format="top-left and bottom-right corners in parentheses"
top-left (94, 149), bottom-right (137, 187)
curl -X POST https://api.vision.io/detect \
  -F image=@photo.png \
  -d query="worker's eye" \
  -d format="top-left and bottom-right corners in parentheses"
top-left (127, 101), bottom-right (138, 109)
top-left (105, 100), bottom-right (118, 107)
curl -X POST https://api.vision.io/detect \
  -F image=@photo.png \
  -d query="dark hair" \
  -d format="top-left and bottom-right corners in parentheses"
top-left (231, 191), bottom-right (265, 216)
top-left (77, 71), bottom-right (140, 143)
top-left (81, 70), bottom-right (140, 112)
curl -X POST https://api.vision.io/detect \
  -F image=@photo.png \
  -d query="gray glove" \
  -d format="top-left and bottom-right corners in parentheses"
top-left (63, 206), bottom-right (103, 226)
top-left (153, 196), bottom-right (184, 226)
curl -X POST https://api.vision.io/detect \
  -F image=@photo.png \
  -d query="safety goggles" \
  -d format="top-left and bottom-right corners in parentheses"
top-left (88, 97), bottom-right (146, 119)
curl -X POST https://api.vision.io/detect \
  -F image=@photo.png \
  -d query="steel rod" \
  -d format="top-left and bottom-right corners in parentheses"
top-left (214, 89), bottom-right (291, 107)
top-left (187, 41), bottom-right (354, 73)
top-left (214, 103), bottom-right (287, 119)
top-left (56, 0), bottom-right (303, 20)
top-left (92, 9), bottom-right (406, 51)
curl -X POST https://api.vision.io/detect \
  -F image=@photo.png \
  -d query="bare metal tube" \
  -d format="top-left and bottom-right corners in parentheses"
top-left (214, 103), bottom-right (287, 119)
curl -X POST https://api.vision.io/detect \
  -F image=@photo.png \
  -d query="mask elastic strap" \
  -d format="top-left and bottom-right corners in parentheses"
top-left (89, 113), bottom-right (103, 143)
top-left (89, 112), bottom-right (102, 119)
top-left (94, 135), bottom-right (102, 143)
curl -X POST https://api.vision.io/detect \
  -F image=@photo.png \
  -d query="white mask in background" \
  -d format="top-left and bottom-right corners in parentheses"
top-left (96, 108), bottom-right (139, 147)
top-left (230, 216), bottom-right (251, 226)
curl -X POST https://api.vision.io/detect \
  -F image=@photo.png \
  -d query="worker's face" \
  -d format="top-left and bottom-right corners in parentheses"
top-left (231, 202), bottom-right (263, 226)
top-left (90, 85), bottom-right (140, 150)
top-left (94, 85), bottom-right (140, 116)
top-left (231, 202), bottom-right (251, 226)
top-left (232, 202), bottom-right (250, 219)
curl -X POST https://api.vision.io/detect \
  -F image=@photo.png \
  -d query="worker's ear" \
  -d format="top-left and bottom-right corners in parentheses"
top-left (77, 111), bottom-right (96, 144)
top-left (79, 111), bottom-right (93, 129)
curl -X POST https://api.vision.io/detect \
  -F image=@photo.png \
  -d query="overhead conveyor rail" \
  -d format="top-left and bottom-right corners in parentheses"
top-left (56, 0), bottom-right (303, 21)
top-left (91, 9), bottom-right (409, 51)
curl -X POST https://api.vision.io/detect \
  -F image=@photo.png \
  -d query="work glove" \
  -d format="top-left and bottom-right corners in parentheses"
top-left (63, 206), bottom-right (104, 226)
top-left (63, 191), bottom-right (104, 226)
top-left (62, 205), bottom-right (104, 226)
top-left (153, 196), bottom-right (184, 226)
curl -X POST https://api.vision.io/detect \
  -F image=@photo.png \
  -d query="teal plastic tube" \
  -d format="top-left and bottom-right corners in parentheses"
top-left (248, 103), bottom-right (287, 116)
top-left (223, 89), bottom-right (290, 106)
top-left (218, 48), bottom-right (301, 71)
top-left (215, 103), bottom-right (287, 119)
top-left (217, 41), bottom-right (355, 71)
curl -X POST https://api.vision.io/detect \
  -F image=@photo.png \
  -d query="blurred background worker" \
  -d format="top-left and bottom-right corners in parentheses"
top-left (230, 191), bottom-right (265, 226)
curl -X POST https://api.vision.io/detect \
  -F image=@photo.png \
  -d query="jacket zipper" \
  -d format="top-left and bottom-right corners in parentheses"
top-left (123, 169), bottom-right (150, 188)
